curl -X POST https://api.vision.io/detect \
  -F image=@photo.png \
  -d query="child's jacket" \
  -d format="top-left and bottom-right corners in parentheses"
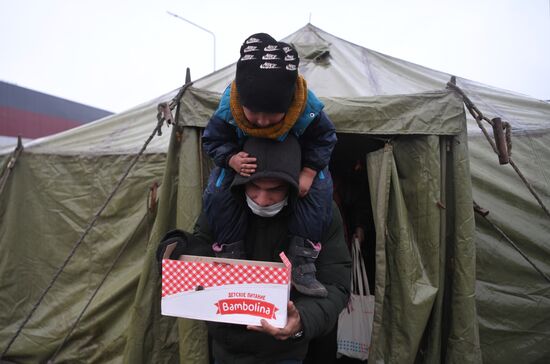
top-left (202, 82), bottom-right (337, 172)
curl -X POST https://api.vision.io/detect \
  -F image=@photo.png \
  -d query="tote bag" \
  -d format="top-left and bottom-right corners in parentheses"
top-left (337, 237), bottom-right (374, 361)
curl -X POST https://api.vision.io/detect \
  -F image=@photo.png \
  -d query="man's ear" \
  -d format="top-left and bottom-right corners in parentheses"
top-left (230, 184), bottom-right (247, 204)
top-left (286, 185), bottom-right (299, 211)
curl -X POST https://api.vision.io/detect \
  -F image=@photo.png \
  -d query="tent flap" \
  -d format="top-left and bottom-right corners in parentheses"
top-left (323, 91), bottom-right (466, 135)
top-left (123, 125), bottom-right (208, 364)
top-left (367, 134), bottom-right (481, 363)
top-left (178, 88), bottom-right (466, 136)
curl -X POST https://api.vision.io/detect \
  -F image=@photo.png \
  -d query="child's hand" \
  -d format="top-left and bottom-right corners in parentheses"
top-left (229, 152), bottom-right (257, 177)
top-left (298, 167), bottom-right (317, 197)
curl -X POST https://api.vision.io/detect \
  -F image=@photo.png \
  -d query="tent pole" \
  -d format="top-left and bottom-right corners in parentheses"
top-left (439, 136), bottom-right (452, 362)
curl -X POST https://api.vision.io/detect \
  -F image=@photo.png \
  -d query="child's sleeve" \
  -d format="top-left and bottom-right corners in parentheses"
top-left (202, 115), bottom-right (241, 168)
top-left (300, 111), bottom-right (337, 171)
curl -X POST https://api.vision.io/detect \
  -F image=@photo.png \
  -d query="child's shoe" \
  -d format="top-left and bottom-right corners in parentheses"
top-left (288, 236), bottom-right (328, 297)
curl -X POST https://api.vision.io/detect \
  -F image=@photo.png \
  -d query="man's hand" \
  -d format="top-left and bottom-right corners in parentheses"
top-left (298, 167), bottom-right (317, 197)
top-left (246, 301), bottom-right (302, 340)
top-left (353, 227), bottom-right (365, 244)
top-left (155, 229), bottom-right (189, 274)
top-left (229, 152), bottom-right (257, 177)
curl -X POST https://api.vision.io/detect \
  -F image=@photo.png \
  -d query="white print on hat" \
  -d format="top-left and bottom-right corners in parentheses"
top-left (262, 53), bottom-right (280, 60)
top-left (264, 45), bottom-right (279, 52)
top-left (260, 62), bottom-right (280, 69)
top-left (284, 55), bottom-right (296, 62)
top-left (283, 46), bottom-right (292, 53)
top-left (246, 37), bottom-right (262, 44)
top-left (240, 54), bottom-right (257, 61)
top-left (286, 64), bottom-right (297, 71)
top-left (243, 46), bottom-right (259, 53)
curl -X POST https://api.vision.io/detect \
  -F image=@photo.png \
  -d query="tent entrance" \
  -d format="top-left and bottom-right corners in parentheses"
top-left (330, 132), bottom-right (481, 362)
top-left (330, 133), bottom-right (384, 293)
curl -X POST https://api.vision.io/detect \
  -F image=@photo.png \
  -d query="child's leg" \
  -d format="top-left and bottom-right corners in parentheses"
top-left (289, 167), bottom-right (334, 241)
top-left (288, 167), bottom-right (333, 297)
top-left (203, 167), bottom-right (247, 258)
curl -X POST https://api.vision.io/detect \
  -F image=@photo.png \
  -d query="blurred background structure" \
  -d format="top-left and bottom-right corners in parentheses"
top-left (0, 81), bottom-right (112, 149)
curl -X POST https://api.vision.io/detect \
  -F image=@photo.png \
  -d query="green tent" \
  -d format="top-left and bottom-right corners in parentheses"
top-left (1, 24), bottom-right (548, 364)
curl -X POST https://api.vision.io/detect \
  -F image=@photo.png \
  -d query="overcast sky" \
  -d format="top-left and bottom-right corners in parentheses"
top-left (1, 0), bottom-right (549, 113)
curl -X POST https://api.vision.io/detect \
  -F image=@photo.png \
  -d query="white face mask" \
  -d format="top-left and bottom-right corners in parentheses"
top-left (246, 195), bottom-right (288, 217)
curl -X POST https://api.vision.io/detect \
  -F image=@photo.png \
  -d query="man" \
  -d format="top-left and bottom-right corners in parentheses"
top-left (159, 135), bottom-right (350, 363)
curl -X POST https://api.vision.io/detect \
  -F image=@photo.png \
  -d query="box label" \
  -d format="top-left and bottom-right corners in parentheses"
top-left (161, 254), bottom-right (291, 327)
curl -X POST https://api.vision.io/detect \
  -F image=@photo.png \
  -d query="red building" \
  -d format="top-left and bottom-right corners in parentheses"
top-left (0, 81), bottom-right (112, 148)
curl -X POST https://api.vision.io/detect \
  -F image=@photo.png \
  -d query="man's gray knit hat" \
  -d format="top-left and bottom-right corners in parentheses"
top-left (231, 135), bottom-right (301, 192)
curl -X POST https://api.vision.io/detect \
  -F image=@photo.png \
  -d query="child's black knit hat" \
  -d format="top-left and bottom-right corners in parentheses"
top-left (235, 33), bottom-right (299, 113)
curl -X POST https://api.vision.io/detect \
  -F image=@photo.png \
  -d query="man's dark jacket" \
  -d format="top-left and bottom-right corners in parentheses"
top-left (187, 202), bottom-right (351, 364)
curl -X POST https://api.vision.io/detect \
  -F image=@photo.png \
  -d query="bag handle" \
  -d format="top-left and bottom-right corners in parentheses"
top-left (350, 237), bottom-right (361, 295)
top-left (351, 237), bottom-right (370, 296)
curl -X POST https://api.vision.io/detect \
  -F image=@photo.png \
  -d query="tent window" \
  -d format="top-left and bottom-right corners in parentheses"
top-left (291, 42), bottom-right (331, 66)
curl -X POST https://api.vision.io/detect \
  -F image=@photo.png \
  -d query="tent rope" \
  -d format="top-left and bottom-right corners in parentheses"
top-left (474, 201), bottom-right (550, 284)
top-left (0, 81), bottom-right (192, 360)
top-left (0, 136), bottom-right (24, 196)
top-left (47, 210), bottom-right (151, 363)
top-left (447, 81), bottom-right (550, 219)
top-left (0, 117), bottom-right (165, 360)
top-left (146, 181), bottom-right (160, 244)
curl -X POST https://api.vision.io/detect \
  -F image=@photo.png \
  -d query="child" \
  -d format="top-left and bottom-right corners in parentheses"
top-left (202, 33), bottom-right (337, 297)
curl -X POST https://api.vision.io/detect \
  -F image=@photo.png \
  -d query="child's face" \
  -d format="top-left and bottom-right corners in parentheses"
top-left (243, 107), bottom-right (285, 128)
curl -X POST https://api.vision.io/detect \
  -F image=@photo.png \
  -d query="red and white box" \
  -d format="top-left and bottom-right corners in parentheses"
top-left (161, 252), bottom-right (292, 328)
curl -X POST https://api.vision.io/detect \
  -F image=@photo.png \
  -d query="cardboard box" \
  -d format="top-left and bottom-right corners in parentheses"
top-left (161, 250), bottom-right (292, 328)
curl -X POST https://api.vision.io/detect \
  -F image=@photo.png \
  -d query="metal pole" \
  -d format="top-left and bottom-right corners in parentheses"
top-left (167, 11), bottom-right (216, 72)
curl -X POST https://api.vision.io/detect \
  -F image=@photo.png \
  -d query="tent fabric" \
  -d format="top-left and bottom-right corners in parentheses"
top-left (122, 126), bottom-right (208, 364)
top-left (3, 24), bottom-right (547, 155)
top-left (470, 133), bottom-right (550, 364)
top-left (191, 25), bottom-right (550, 134)
top-left (3, 22), bottom-right (546, 157)
top-left (367, 132), bottom-right (481, 363)
top-left (0, 99), bottom-right (173, 155)
top-left (1, 23), bottom-right (549, 363)
top-left (0, 153), bottom-right (166, 363)
top-left (178, 87), bottom-right (466, 135)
